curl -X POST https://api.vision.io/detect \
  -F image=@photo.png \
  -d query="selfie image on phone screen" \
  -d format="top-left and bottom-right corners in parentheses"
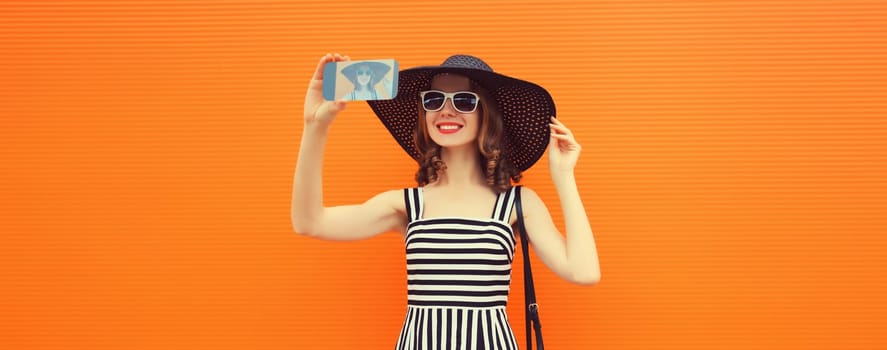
top-left (322, 59), bottom-right (398, 101)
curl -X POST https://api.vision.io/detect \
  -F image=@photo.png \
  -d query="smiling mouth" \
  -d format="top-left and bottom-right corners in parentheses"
top-left (437, 124), bottom-right (463, 131)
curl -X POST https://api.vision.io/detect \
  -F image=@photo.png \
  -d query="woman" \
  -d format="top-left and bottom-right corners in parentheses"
top-left (293, 53), bottom-right (600, 349)
top-left (340, 61), bottom-right (393, 100)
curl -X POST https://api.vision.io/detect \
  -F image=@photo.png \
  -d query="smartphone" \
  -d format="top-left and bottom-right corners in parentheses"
top-left (322, 59), bottom-right (398, 101)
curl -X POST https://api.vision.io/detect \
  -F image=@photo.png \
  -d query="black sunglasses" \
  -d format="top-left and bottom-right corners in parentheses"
top-left (419, 90), bottom-right (480, 113)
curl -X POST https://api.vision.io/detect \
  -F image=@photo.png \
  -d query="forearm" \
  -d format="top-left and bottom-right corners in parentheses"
top-left (553, 173), bottom-right (601, 283)
top-left (291, 122), bottom-right (331, 234)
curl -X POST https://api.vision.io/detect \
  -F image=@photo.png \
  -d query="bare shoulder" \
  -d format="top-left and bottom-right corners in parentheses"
top-left (375, 188), bottom-right (410, 236)
top-left (371, 188), bottom-right (408, 215)
top-left (517, 186), bottom-right (547, 209)
top-left (510, 186), bottom-right (549, 224)
top-left (517, 185), bottom-right (542, 201)
top-left (346, 188), bottom-right (409, 238)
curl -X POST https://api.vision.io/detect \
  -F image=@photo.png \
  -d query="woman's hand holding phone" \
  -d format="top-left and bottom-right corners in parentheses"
top-left (304, 53), bottom-right (349, 127)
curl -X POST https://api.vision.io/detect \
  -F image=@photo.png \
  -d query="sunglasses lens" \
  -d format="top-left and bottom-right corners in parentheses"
top-left (422, 92), bottom-right (446, 111)
top-left (453, 93), bottom-right (478, 112)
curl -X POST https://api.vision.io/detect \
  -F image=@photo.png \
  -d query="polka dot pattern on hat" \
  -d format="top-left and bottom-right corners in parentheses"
top-left (493, 84), bottom-right (554, 171)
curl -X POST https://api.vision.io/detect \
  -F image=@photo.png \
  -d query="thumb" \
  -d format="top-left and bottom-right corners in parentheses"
top-left (325, 100), bottom-right (347, 115)
top-left (315, 100), bottom-right (347, 120)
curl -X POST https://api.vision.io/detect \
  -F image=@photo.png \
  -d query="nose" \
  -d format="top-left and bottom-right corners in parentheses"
top-left (438, 97), bottom-right (458, 116)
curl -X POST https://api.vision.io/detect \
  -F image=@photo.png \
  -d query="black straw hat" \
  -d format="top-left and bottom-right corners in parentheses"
top-left (341, 61), bottom-right (392, 87)
top-left (367, 54), bottom-right (556, 172)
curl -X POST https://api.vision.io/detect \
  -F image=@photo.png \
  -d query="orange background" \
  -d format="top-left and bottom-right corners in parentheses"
top-left (2, 1), bottom-right (886, 349)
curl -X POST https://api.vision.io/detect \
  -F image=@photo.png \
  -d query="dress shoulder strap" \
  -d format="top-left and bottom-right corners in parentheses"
top-left (490, 186), bottom-right (518, 223)
top-left (403, 187), bottom-right (424, 223)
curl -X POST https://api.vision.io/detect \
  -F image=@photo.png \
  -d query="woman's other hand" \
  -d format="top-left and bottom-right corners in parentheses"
top-left (304, 53), bottom-right (349, 126)
top-left (548, 117), bottom-right (582, 175)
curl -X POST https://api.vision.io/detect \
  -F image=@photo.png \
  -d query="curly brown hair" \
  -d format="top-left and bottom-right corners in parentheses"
top-left (413, 80), bottom-right (522, 193)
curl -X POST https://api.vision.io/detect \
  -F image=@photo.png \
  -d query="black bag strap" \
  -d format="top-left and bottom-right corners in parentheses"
top-left (515, 186), bottom-right (544, 350)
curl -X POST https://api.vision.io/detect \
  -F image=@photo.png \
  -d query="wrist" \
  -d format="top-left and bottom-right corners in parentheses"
top-left (551, 171), bottom-right (577, 186)
top-left (303, 119), bottom-right (333, 133)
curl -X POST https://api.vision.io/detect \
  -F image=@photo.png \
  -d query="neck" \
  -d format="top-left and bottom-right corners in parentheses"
top-left (435, 144), bottom-right (485, 188)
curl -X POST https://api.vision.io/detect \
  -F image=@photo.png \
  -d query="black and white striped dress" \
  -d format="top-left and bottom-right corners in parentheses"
top-left (396, 186), bottom-right (520, 350)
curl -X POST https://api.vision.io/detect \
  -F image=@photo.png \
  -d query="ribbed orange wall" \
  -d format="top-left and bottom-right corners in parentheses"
top-left (2, 1), bottom-right (885, 349)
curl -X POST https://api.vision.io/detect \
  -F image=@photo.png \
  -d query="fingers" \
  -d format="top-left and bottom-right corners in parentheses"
top-left (548, 131), bottom-right (559, 156)
top-left (311, 52), bottom-right (349, 82)
top-left (550, 133), bottom-right (577, 147)
top-left (549, 116), bottom-right (572, 136)
top-left (310, 53), bottom-right (332, 82)
top-left (327, 99), bottom-right (348, 112)
top-left (335, 53), bottom-right (350, 62)
top-left (314, 100), bottom-right (347, 121)
top-left (550, 123), bottom-right (570, 134)
top-left (549, 116), bottom-right (581, 150)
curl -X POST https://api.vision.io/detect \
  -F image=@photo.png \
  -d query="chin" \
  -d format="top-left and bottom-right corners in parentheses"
top-left (430, 136), bottom-right (475, 149)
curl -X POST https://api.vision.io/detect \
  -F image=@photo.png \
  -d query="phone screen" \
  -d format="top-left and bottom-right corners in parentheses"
top-left (322, 59), bottom-right (399, 101)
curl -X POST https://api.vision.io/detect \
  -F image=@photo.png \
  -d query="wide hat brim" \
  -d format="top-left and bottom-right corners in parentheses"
top-left (367, 55), bottom-right (556, 172)
top-left (341, 61), bottom-right (392, 86)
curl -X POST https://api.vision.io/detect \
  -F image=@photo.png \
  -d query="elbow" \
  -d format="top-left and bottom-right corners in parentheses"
top-left (291, 203), bottom-right (325, 237)
top-left (571, 271), bottom-right (601, 286)
top-left (291, 216), bottom-right (320, 238)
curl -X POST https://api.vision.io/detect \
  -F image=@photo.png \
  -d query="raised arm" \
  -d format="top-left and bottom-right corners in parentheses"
top-left (517, 117), bottom-right (601, 285)
top-left (291, 53), bottom-right (405, 240)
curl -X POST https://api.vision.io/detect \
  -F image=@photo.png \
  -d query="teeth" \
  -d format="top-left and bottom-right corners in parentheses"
top-left (438, 125), bottom-right (461, 130)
